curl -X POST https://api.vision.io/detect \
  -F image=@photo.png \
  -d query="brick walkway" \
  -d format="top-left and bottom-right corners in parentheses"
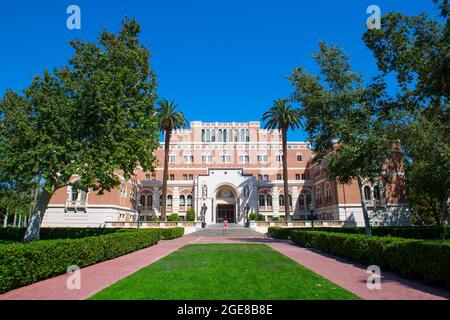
top-left (1, 230), bottom-right (449, 300)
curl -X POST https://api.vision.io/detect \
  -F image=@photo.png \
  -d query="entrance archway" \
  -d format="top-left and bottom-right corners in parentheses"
top-left (215, 184), bottom-right (238, 223)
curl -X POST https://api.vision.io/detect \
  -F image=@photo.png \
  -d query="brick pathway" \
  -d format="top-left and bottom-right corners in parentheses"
top-left (1, 229), bottom-right (449, 300)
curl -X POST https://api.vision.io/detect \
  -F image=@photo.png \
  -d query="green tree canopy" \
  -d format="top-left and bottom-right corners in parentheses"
top-left (0, 18), bottom-right (160, 241)
top-left (289, 41), bottom-right (394, 234)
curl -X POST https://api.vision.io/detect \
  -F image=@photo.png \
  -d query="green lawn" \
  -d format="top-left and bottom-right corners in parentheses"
top-left (90, 244), bottom-right (359, 300)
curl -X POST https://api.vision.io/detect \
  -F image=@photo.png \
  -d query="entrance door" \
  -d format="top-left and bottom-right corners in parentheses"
top-left (217, 205), bottom-right (235, 223)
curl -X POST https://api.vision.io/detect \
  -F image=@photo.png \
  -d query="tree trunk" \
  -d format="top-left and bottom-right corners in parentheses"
top-left (13, 213), bottom-right (17, 227)
top-left (3, 208), bottom-right (8, 228)
top-left (161, 128), bottom-right (172, 222)
top-left (23, 188), bottom-right (52, 242)
top-left (18, 214), bottom-right (22, 228)
top-left (282, 128), bottom-right (291, 222)
top-left (443, 192), bottom-right (449, 225)
top-left (357, 176), bottom-right (372, 236)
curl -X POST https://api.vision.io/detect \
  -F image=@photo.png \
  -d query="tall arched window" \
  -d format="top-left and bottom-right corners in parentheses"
top-left (147, 194), bottom-right (153, 207)
top-left (364, 186), bottom-right (372, 200)
top-left (167, 195), bottom-right (173, 207)
top-left (240, 129), bottom-right (245, 142)
top-left (140, 194), bottom-right (146, 207)
top-left (201, 129), bottom-right (205, 142)
top-left (267, 194), bottom-right (272, 206)
top-left (373, 185), bottom-right (381, 201)
top-left (235, 129), bottom-right (239, 142)
top-left (218, 129), bottom-right (223, 142)
top-left (279, 194), bottom-right (285, 207)
top-left (299, 194), bottom-right (305, 207)
top-left (211, 129), bottom-right (215, 142)
top-left (245, 129), bottom-right (250, 142)
top-left (306, 194), bottom-right (312, 206)
top-left (315, 186), bottom-right (321, 205)
top-left (296, 153), bottom-right (303, 162)
top-left (187, 195), bottom-right (193, 207)
top-left (259, 194), bottom-right (266, 207)
top-left (180, 195), bottom-right (186, 207)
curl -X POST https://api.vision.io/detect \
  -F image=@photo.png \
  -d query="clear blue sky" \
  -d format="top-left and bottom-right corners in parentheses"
top-left (0, 1), bottom-right (438, 141)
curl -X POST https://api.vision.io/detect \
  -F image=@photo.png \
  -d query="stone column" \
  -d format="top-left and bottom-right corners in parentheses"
top-left (291, 186), bottom-right (298, 216)
top-left (153, 187), bottom-right (160, 215)
top-left (272, 186), bottom-right (279, 214)
top-left (173, 187), bottom-right (180, 213)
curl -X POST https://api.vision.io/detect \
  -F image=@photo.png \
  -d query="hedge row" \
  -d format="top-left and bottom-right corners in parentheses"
top-left (0, 226), bottom-right (187, 242)
top-left (0, 227), bottom-right (124, 241)
top-left (290, 230), bottom-right (450, 289)
top-left (159, 227), bottom-right (185, 240)
top-left (268, 225), bottom-right (450, 240)
top-left (0, 228), bottom-right (184, 293)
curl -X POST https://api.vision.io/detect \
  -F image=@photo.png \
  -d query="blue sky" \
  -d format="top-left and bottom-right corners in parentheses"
top-left (0, 1), bottom-right (438, 141)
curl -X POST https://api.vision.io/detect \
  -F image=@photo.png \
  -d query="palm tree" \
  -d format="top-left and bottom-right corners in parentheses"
top-left (262, 99), bottom-right (302, 222)
top-left (156, 99), bottom-right (188, 221)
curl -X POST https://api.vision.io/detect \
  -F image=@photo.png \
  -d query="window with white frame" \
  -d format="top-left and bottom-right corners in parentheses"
top-left (168, 152), bottom-right (176, 163)
top-left (202, 153), bottom-right (212, 163)
top-left (276, 151), bottom-right (283, 162)
top-left (220, 151), bottom-right (231, 163)
top-left (296, 153), bottom-right (303, 162)
top-left (183, 151), bottom-right (194, 163)
top-left (239, 152), bottom-right (250, 163)
top-left (257, 153), bottom-right (268, 163)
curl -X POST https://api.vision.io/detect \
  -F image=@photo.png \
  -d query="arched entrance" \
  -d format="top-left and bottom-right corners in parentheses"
top-left (215, 184), bottom-right (238, 223)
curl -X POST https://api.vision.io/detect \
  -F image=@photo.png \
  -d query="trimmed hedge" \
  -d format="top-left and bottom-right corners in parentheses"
top-left (159, 227), bottom-right (185, 239)
top-left (268, 225), bottom-right (450, 240)
top-left (0, 227), bottom-right (124, 241)
top-left (0, 227), bottom-right (185, 293)
top-left (290, 230), bottom-right (450, 289)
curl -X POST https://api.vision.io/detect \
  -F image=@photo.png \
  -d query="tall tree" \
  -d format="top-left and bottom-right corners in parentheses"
top-left (363, 0), bottom-right (450, 224)
top-left (0, 18), bottom-right (160, 241)
top-left (262, 99), bottom-right (302, 222)
top-left (156, 99), bottom-right (187, 221)
top-left (289, 42), bottom-right (392, 235)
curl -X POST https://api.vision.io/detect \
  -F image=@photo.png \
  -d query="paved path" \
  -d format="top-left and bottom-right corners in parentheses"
top-left (1, 230), bottom-right (449, 300)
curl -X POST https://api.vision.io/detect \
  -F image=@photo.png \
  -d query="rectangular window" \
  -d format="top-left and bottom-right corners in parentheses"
top-left (301, 173), bottom-right (306, 180)
top-left (202, 154), bottom-right (212, 163)
top-left (257, 154), bottom-right (268, 163)
top-left (277, 174), bottom-right (282, 180)
top-left (264, 175), bottom-right (269, 181)
top-left (169, 155), bottom-right (176, 163)
top-left (295, 174), bottom-right (301, 180)
top-left (183, 174), bottom-right (188, 180)
top-left (145, 174), bottom-right (151, 180)
top-left (169, 174), bottom-right (175, 180)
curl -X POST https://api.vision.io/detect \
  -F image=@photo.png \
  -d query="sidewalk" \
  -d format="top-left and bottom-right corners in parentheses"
top-left (1, 234), bottom-right (449, 300)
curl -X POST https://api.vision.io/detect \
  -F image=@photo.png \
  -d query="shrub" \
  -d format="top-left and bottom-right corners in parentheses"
top-left (167, 213), bottom-right (182, 222)
top-left (159, 227), bottom-right (185, 239)
top-left (290, 230), bottom-right (450, 289)
top-left (267, 225), bottom-right (450, 240)
top-left (249, 213), bottom-right (258, 221)
top-left (271, 217), bottom-right (281, 222)
top-left (0, 227), bottom-right (123, 241)
top-left (0, 229), bottom-right (160, 293)
top-left (268, 227), bottom-right (292, 240)
top-left (256, 214), bottom-right (265, 221)
top-left (186, 209), bottom-right (195, 222)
